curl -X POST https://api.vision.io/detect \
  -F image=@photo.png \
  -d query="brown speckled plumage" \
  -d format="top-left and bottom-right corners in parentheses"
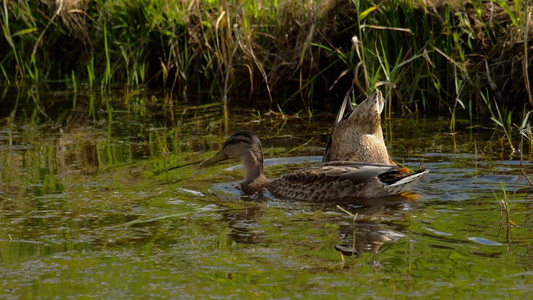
top-left (201, 132), bottom-right (428, 201)
top-left (323, 90), bottom-right (394, 165)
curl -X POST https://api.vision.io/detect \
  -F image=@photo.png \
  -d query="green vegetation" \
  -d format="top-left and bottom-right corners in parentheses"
top-left (1, 0), bottom-right (532, 116)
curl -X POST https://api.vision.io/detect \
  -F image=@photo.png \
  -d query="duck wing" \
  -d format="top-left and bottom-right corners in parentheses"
top-left (279, 162), bottom-right (396, 184)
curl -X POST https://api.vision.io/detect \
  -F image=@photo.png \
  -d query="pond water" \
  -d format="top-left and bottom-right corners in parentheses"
top-left (0, 90), bottom-right (532, 298)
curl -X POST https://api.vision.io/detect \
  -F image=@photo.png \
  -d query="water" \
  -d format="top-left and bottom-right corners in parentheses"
top-left (1, 91), bottom-right (532, 298)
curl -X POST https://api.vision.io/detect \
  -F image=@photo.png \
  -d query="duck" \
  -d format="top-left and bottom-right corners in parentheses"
top-left (201, 131), bottom-right (428, 201)
top-left (323, 90), bottom-right (395, 165)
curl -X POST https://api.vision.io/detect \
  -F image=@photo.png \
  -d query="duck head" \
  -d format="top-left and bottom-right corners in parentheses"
top-left (201, 132), bottom-right (266, 191)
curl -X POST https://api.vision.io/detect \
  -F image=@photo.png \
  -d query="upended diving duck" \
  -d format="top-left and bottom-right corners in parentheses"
top-left (323, 90), bottom-right (394, 164)
top-left (201, 131), bottom-right (428, 201)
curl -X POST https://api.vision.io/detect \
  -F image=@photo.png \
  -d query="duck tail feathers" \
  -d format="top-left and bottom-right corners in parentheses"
top-left (385, 169), bottom-right (429, 195)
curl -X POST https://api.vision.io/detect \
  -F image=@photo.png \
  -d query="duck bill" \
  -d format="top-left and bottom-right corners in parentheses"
top-left (200, 150), bottom-right (229, 166)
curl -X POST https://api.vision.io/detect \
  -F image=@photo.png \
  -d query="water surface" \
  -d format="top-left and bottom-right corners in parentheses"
top-left (1, 90), bottom-right (532, 298)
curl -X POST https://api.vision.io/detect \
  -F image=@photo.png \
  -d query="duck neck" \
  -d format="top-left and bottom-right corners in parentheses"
top-left (242, 154), bottom-right (265, 183)
top-left (240, 153), bottom-right (268, 194)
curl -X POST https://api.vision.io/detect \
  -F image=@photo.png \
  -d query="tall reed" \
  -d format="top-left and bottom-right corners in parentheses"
top-left (0, 0), bottom-right (531, 118)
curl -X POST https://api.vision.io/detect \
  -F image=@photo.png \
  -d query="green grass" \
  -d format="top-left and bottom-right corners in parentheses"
top-left (0, 0), bottom-right (531, 118)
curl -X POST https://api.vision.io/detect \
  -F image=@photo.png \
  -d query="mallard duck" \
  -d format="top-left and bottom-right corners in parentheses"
top-left (201, 132), bottom-right (428, 201)
top-left (323, 90), bottom-right (394, 165)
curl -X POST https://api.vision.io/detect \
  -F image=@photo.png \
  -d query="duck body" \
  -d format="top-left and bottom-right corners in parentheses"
top-left (323, 90), bottom-right (394, 165)
top-left (267, 162), bottom-right (428, 201)
top-left (201, 132), bottom-right (428, 201)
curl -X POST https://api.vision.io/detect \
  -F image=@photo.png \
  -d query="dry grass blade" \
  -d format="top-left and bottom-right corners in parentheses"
top-left (360, 25), bottom-right (413, 34)
top-left (433, 47), bottom-right (466, 73)
top-left (521, 170), bottom-right (533, 189)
